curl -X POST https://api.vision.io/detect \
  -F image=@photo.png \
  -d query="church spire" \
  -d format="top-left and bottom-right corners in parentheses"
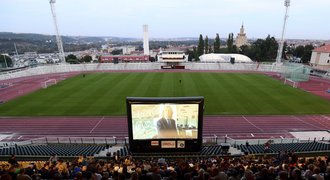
top-left (240, 22), bottom-right (244, 34)
top-left (236, 22), bottom-right (248, 48)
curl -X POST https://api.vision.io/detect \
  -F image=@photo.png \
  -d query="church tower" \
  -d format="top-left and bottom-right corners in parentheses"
top-left (235, 23), bottom-right (248, 48)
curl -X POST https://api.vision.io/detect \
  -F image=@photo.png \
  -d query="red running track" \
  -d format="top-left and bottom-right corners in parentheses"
top-left (298, 76), bottom-right (330, 100)
top-left (0, 72), bottom-right (79, 102)
top-left (0, 115), bottom-right (329, 142)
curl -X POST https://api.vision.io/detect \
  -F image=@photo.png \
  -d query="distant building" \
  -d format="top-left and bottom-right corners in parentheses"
top-left (310, 44), bottom-right (330, 70)
top-left (199, 53), bottom-right (252, 63)
top-left (99, 55), bottom-right (149, 63)
top-left (122, 46), bottom-right (136, 55)
top-left (235, 24), bottom-right (248, 48)
top-left (130, 50), bottom-right (144, 55)
top-left (157, 50), bottom-right (188, 62)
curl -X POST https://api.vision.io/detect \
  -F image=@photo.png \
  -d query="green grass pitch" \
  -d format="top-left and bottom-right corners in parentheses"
top-left (0, 72), bottom-right (329, 116)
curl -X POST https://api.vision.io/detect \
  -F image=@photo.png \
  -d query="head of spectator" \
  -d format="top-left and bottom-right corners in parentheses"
top-left (243, 169), bottom-right (255, 180)
top-left (279, 171), bottom-right (288, 180)
top-left (291, 168), bottom-right (303, 180)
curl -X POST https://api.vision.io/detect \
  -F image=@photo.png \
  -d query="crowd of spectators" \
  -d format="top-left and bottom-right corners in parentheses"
top-left (0, 151), bottom-right (329, 180)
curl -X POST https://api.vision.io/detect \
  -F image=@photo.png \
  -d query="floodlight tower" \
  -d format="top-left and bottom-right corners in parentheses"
top-left (49, 0), bottom-right (65, 63)
top-left (275, 0), bottom-right (290, 65)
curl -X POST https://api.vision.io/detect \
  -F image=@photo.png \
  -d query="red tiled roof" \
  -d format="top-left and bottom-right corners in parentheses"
top-left (313, 44), bottom-right (330, 53)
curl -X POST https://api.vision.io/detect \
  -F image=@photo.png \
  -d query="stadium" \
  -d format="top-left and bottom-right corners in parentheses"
top-left (0, 62), bottom-right (330, 164)
top-left (1, 31), bottom-right (330, 180)
top-left (0, 62), bottom-right (330, 179)
top-left (0, 1), bottom-right (330, 178)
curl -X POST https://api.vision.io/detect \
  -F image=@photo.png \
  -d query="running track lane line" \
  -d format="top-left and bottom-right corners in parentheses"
top-left (291, 115), bottom-right (324, 130)
top-left (242, 116), bottom-right (264, 132)
top-left (321, 115), bottom-right (330, 122)
top-left (309, 115), bottom-right (330, 129)
top-left (89, 116), bottom-right (104, 133)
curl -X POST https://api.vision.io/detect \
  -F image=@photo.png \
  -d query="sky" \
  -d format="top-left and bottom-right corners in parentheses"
top-left (0, 0), bottom-right (329, 40)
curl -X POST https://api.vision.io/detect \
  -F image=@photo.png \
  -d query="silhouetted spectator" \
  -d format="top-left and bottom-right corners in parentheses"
top-left (8, 154), bottom-right (18, 166)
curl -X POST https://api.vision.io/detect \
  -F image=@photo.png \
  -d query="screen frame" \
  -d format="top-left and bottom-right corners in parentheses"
top-left (126, 97), bottom-right (204, 153)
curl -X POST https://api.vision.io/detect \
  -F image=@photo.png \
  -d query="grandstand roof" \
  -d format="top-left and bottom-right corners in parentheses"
top-left (313, 44), bottom-right (330, 53)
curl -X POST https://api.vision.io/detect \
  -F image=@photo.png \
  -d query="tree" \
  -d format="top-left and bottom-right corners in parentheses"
top-left (248, 35), bottom-right (278, 62)
top-left (193, 46), bottom-right (198, 61)
top-left (293, 45), bottom-right (304, 58)
top-left (264, 35), bottom-right (278, 61)
top-left (186, 48), bottom-right (194, 61)
top-left (238, 45), bottom-right (249, 55)
top-left (214, 33), bottom-right (221, 53)
top-left (65, 54), bottom-right (79, 64)
top-left (237, 35), bottom-right (278, 62)
top-left (294, 44), bottom-right (314, 63)
top-left (282, 41), bottom-right (288, 59)
top-left (204, 36), bottom-right (209, 54)
top-left (196, 34), bottom-right (204, 61)
top-left (66, 54), bottom-right (77, 60)
top-left (0, 55), bottom-right (13, 68)
top-left (81, 55), bottom-right (92, 63)
top-left (301, 44), bottom-right (314, 63)
top-left (111, 49), bottom-right (122, 55)
top-left (226, 33), bottom-right (235, 53)
top-left (232, 45), bottom-right (238, 54)
top-left (149, 56), bottom-right (156, 62)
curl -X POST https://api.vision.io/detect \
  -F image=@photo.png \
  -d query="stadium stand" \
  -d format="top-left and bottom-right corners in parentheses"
top-left (0, 62), bottom-right (278, 81)
top-left (0, 144), bottom-right (107, 156)
top-left (0, 146), bottom-right (329, 180)
top-left (1, 141), bottom-right (329, 158)
top-left (235, 141), bottom-right (330, 154)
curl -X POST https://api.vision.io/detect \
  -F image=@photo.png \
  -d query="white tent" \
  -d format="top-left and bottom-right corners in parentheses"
top-left (199, 53), bottom-right (252, 63)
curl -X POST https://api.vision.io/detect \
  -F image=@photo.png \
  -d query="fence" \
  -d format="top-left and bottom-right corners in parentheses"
top-left (0, 62), bottom-right (278, 81)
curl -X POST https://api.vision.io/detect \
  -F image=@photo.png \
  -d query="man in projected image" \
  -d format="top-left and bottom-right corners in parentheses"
top-left (156, 105), bottom-right (178, 138)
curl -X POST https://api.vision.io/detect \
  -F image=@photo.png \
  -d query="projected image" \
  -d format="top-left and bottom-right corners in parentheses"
top-left (131, 104), bottom-right (199, 140)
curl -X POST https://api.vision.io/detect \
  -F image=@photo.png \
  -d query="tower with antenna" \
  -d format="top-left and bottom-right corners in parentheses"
top-left (49, 0), bottom-right (65, 63)
top-left (275, 0), bottom-right (290, 65)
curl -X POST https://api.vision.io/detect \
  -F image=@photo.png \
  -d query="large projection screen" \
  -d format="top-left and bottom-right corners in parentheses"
top-left (126, 97), bottom-right (204, 153)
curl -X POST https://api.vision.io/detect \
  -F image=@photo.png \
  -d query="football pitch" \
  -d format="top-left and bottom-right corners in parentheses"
top-left (0, 72), bottom-right (329, 116)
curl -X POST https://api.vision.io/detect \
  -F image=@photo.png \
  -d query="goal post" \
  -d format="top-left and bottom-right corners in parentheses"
top-left (280, 63), bottom-right (310, 82)
top-left (284, 78), bottom-right (298, 88)
top-left (41, 79), bottom-right (57, 89)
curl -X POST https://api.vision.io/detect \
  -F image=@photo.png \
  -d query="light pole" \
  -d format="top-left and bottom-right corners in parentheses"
top-left (49, 0), bottom-right (65, 63)
top-left (275, 0), bottom-right (291, 65)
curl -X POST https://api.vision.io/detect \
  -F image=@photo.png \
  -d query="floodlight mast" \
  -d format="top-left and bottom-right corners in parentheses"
top-left (275, 0), bottom-right (290, 65)
top-left (49, 0), bottom-right (65, 63)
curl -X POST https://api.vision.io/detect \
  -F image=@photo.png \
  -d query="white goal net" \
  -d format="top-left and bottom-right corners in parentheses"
top-left (284, 78), bottom-right (298, 88)
top-left (41, 79), bottom-right (57, 89)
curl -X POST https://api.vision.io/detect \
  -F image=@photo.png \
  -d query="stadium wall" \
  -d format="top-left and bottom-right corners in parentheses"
top-left (0, 62), bottom-right (279, 81)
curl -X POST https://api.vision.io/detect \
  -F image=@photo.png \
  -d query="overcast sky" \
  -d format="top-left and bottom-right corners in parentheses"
top-left (0, 0), bottom-right (329, 40)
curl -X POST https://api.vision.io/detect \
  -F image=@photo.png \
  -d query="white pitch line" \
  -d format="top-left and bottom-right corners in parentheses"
top-left (90, 116), bottom-right (104, 133)
top-left (242, 116), bottom-right (264, 132)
